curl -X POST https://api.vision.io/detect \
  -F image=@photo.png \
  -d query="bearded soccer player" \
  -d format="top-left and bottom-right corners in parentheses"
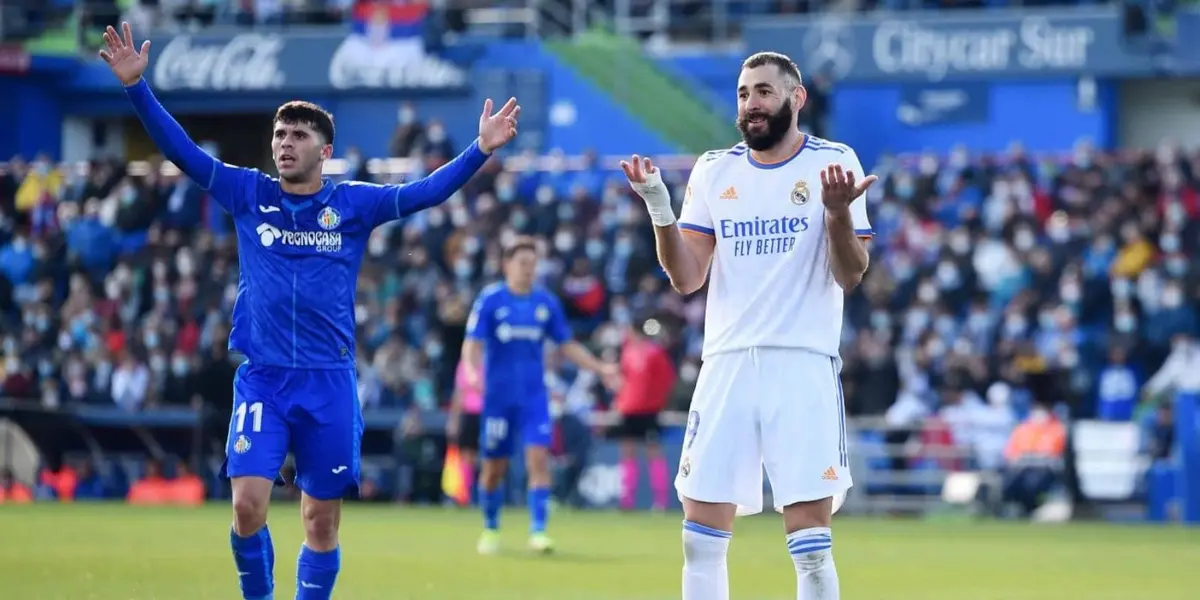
top-left (621, 52), bottom-right (874, 600)
top-left (461, 236), bottom-right (621, 555)
top-left (100, 23), bottom-right (519, 600)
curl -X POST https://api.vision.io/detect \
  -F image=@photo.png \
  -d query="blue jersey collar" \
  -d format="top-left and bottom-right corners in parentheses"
top-left (281, 178), bottom-right (334, 205)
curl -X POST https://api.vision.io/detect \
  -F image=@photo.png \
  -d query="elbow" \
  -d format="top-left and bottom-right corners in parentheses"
top-left (838, 270), bottom-right (865, 293)
top-left (669, 276), bottom-right (703, 296)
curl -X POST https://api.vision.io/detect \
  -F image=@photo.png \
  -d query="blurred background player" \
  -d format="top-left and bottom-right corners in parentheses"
top-left (446, 358), bottom-right (484, 504)
top-left (461, 235), bottom-right (621, 555)
top-left (99, 20), bottom-right (519, 600)
top-left (623, 52), bottom-right (874, 600)
top-left (613, 314), bottom-right (676, 512)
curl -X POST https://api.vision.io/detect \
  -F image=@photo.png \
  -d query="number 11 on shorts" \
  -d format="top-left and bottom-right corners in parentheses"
top-left (235, 401), bottom-right (263, 433)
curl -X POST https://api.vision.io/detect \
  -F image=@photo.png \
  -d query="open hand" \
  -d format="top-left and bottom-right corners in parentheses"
top-left (478, 98), bottom-right (520, 154)
top-left (620, 155), bottom-right (658, 185)
top-left (820, 164), bottom-right (877, 213)
top-left (99, 22), bottom-right (150, 87)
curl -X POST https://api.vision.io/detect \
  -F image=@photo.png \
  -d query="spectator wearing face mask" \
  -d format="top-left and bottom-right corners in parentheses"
top-left (111, 350), bottom-right (150, 411)
top-left (1096, 346), bottom-right (1141, 421)
top-left (1000, 401), bottom-right (1067, 518)
top-left (15, 156), bottom-right (62, 216)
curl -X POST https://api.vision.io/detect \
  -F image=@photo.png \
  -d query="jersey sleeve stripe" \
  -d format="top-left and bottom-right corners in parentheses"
top-left (679, 222), bottom-right (715, 237)
top-left (855, 228), bottom-right (874, 237)
top-left (392, 186), bottom-right (403, 220)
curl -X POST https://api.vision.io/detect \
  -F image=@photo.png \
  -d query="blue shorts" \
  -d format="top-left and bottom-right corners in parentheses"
top-left (221, 363), bottom-right (364, 500)
top-left (479, 397), bottom-right (552, 459)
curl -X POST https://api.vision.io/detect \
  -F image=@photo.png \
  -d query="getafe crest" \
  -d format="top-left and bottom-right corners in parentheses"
top-left (791, 180), bottom-right (809, 206)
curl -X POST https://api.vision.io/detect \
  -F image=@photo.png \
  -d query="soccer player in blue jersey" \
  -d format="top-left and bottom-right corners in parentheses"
top-left (459, 236), bottom-right (621, 555)
top-left (100, 23), bottom-right (519, 600)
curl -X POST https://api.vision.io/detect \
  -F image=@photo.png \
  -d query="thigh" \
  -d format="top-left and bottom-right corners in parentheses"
top-left (521, 397), bottom-right (552, 450)
top-left (221, 364), bottom-right (290, 481)
top-left (675, 351), bottom-right (764, 516)
top-left (613, 414), bottom-right (656, 442)
top-left (632, 414), bottom-right (661, 443)
top-left (760, 350), bottom-right (851, 512)
top-left (458, 413), bottom-right (482, 451)
top-left (479, 403), bottom-right (519, 460)
top-left (288, 369), bottom-right (364, 501)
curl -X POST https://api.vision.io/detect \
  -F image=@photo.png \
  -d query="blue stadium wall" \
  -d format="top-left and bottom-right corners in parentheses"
top-left (5, 44), bottom-right (1114, 164)
top-left (2, 41), bottom-right (675, 161)
top-left (658, 53), bottom-right (1115, 167)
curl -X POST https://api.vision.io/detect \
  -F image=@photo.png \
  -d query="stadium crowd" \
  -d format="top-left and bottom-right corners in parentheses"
top-left (1, 105), bottom-right (1197, 510)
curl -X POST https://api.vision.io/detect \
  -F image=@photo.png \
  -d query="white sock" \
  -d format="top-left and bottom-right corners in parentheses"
top-left (682, 520), bottom-right (731, 600)
top-left (788, 526), bottom-right (839, 600)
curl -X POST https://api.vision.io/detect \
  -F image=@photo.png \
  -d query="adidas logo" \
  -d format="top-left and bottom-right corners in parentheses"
top-left (821, 467), bottom-right (838, 481)
top-left (719, 186), bottom-right (738, 200)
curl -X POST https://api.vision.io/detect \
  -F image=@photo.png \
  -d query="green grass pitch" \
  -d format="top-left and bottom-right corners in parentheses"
top-left (2, 503), bottom-right (1198, 599)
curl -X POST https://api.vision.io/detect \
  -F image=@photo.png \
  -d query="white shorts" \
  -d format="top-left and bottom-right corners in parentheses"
top-left (675, 347), bottom-right (852, 516)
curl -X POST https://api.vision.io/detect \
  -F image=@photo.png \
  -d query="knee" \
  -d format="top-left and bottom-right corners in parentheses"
top-left (231, 491), bottom-right (269, 535)
top-left (526, 453), bottom-right (551, 482)
top-left (479, 460), bottom-right (505, 488)
top-left (782, 498), bottom-right (833, 531)
top-left (682, 522), bottom-right (731, 564)
top-left (302, 500), bottom-right (340, 550)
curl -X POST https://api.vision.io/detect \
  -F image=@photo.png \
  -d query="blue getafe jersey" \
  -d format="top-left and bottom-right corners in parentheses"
top-left (466, 283), bottom-right (571, 404)
top-left (121, 78), bottom-right (489, 369)
top-left (216, 172), bottom-right (415, 368)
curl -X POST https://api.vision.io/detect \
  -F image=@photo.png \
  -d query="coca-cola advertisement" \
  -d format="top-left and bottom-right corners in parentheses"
top-left (151, 34), bottom-right (286, 92)
top-left (145, 24), bottom-right (468, 94)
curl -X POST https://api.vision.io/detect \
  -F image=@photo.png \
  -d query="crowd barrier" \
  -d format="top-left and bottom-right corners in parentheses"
top-left (3, 396), bottom-right (1197, 523)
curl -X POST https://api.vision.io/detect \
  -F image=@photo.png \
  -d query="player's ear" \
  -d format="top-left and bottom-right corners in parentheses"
top-left (793, 84), bottom-right (808, 112)
top-left (321, 144), bottom-right (333, 161)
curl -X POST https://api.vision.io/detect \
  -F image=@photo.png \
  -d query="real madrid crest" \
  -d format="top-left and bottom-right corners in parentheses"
top-left (791, 180), bottom-right (809, 206)
top-left (684, 184), bottom-right (693, 206)
top-left (680, 456), bottom-right (691, 478)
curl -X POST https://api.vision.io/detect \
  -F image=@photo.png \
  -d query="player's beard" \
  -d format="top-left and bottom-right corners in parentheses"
top-left (736, 98), bottom-right (795, 152)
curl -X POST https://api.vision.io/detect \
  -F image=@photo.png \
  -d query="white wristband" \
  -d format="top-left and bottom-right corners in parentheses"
top-left (630, 170), bottom-right (676, 227)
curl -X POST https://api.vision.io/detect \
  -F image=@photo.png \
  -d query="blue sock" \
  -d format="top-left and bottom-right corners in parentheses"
top-left (482, 486), bottom-right (504, 531)
top-left (528, 486), bottom-right (550, 534)
top-left (230, 526), bottom-right (274, 600)
top-left (296, 545), bottom-right (340, 600)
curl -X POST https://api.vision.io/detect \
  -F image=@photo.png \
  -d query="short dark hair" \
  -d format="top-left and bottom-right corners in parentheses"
top-left (742, 51), bottom-right (803, 87)
top-left (503, 235), bottom-right (538, 260)
top-left (274, 101), bottom-right (335, 145)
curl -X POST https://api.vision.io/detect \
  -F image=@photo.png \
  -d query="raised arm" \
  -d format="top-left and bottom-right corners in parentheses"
top-left (820, 150), bottom-right (876, 291)
top-left (101, 24), bottom-right (220, 192)
top-left (367, 98), bottom-right (521, 227)
top-left (623, 154), bottom-right (714, 295)
top-left (124, 80), bottom-right (221, 189)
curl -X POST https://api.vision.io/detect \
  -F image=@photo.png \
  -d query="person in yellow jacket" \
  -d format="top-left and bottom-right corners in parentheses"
top-left (15, 155), bottom-right (63, 213)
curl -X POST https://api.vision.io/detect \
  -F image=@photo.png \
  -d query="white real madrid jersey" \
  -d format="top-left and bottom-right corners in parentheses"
top-left (677, 136), bottom-right (873, 360)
